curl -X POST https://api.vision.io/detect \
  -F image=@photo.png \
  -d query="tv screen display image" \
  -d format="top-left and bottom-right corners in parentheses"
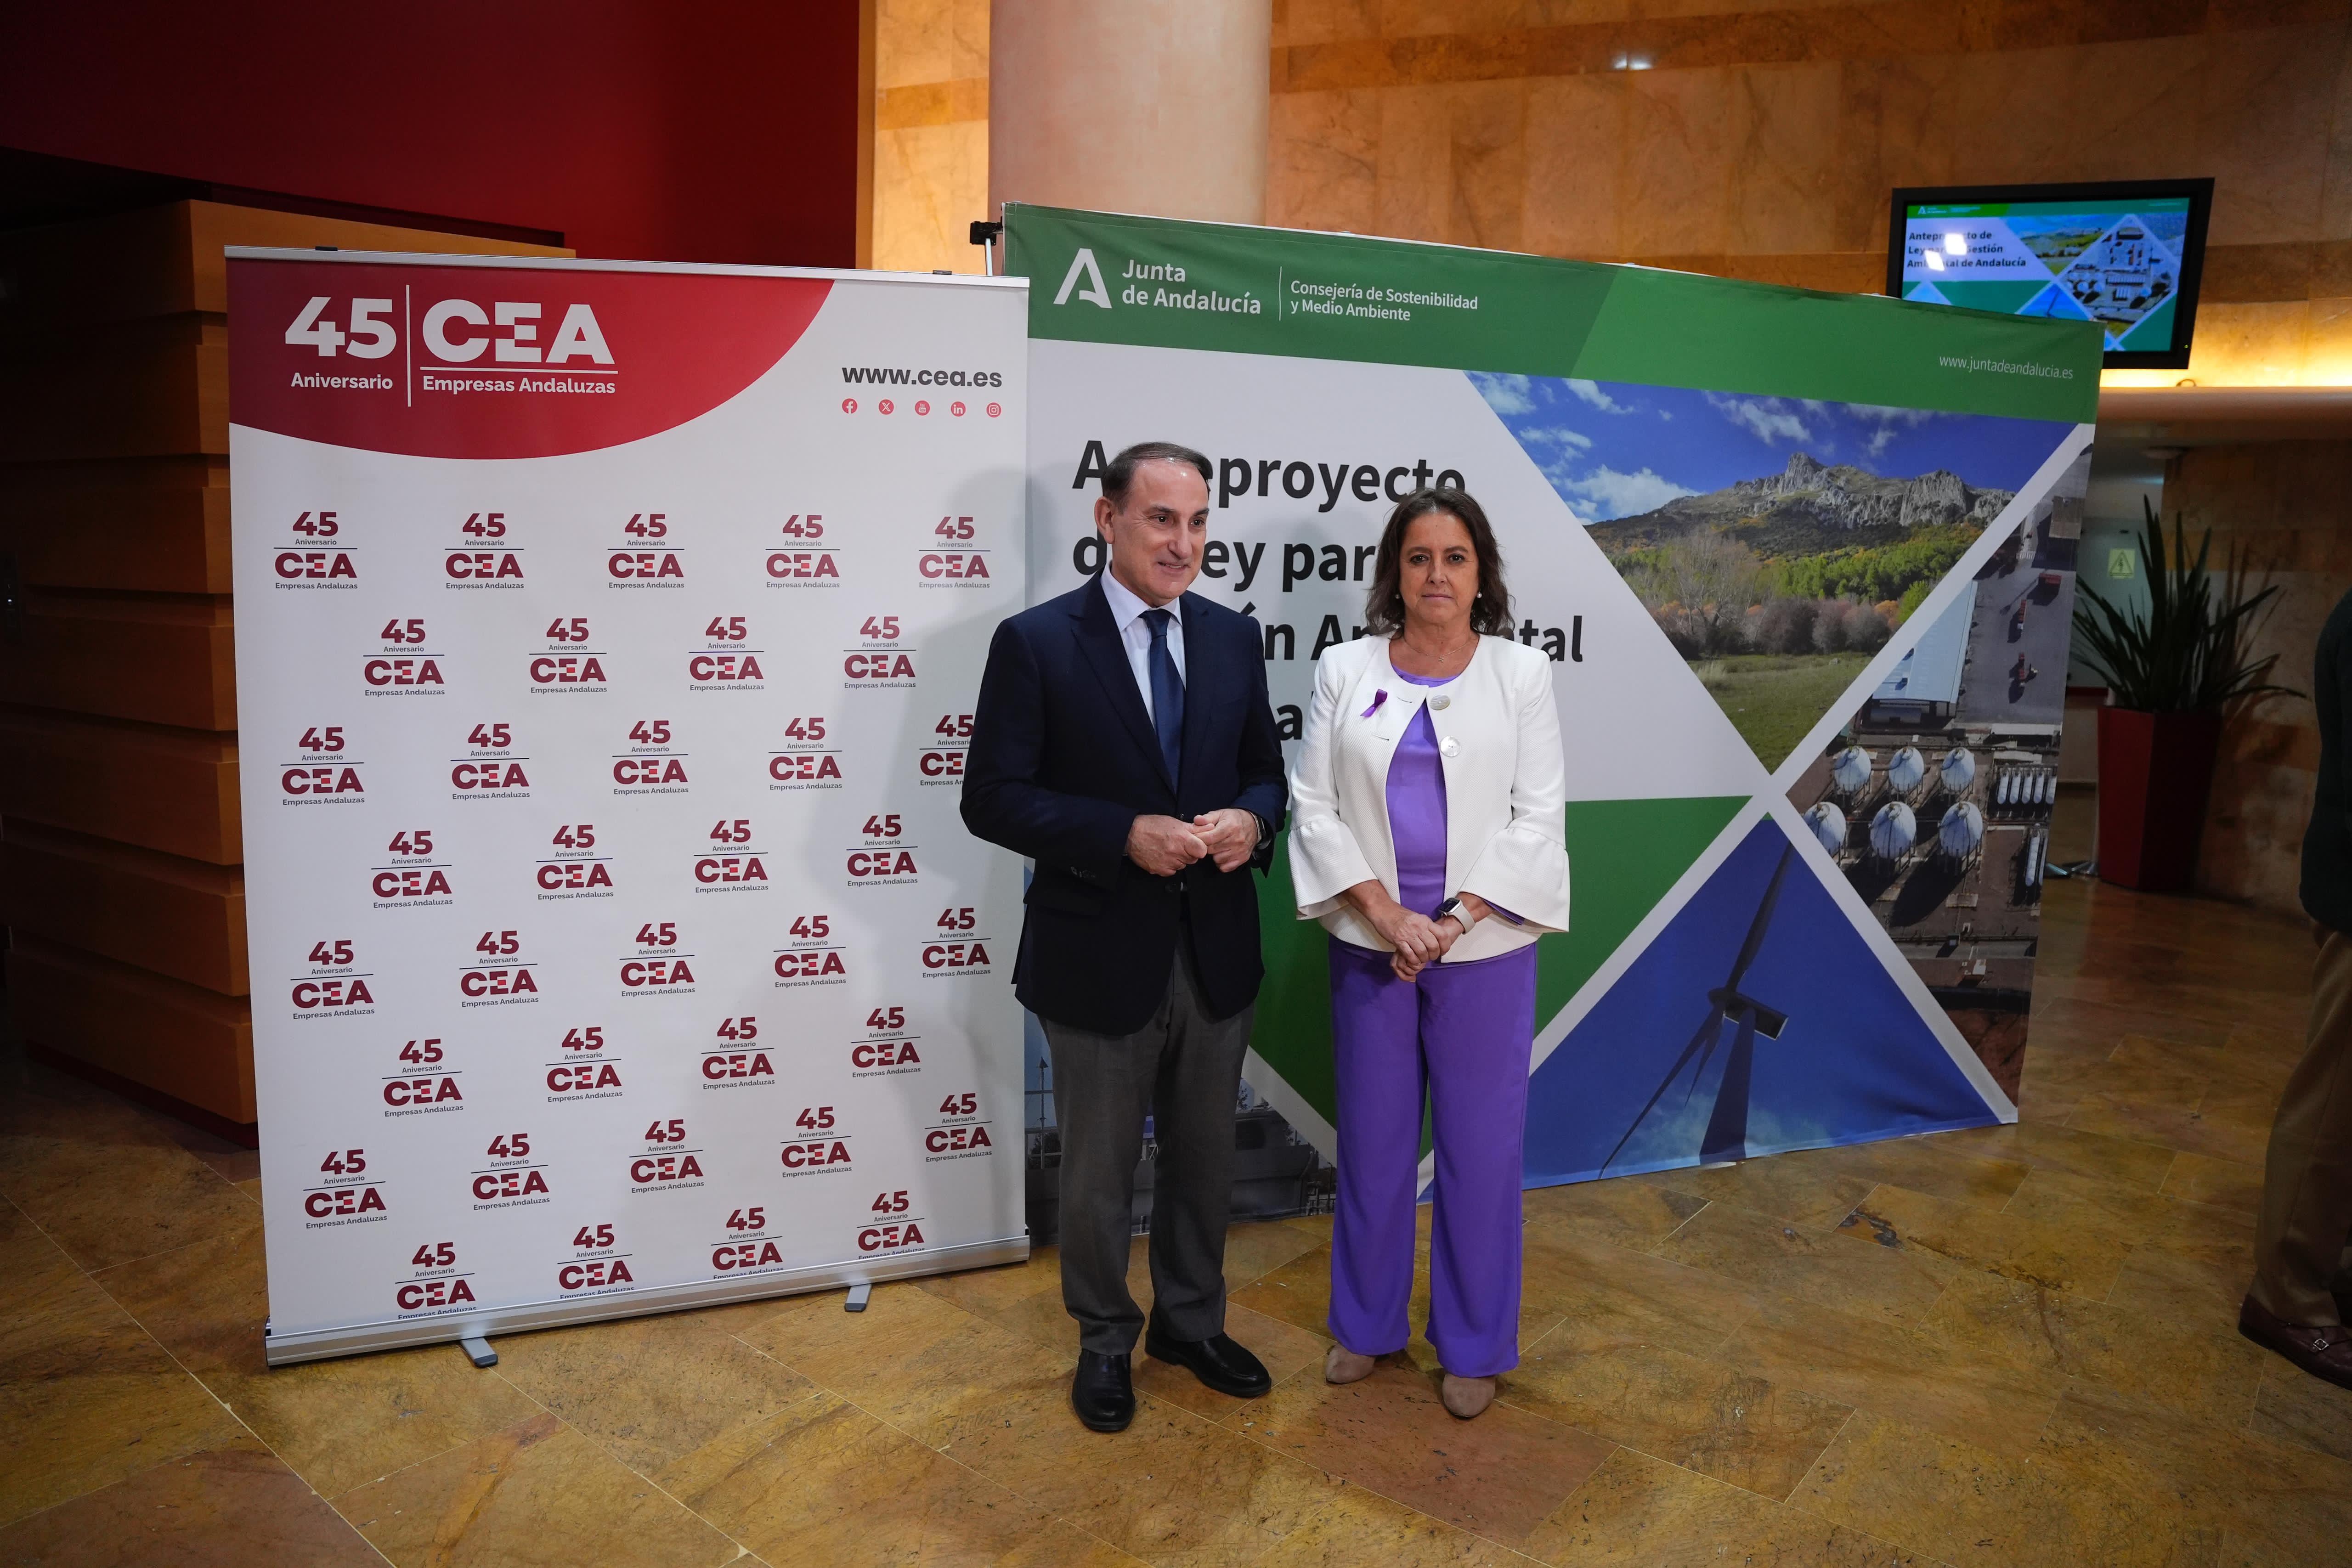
top-left (1888, 179), bottom-right (2213, 369)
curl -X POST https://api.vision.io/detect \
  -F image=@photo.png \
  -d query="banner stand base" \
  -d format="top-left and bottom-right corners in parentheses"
top-left (458, 1335), bottom-right (498, 1368)
top-left (261, 1235), bottom-right (1030, 1367)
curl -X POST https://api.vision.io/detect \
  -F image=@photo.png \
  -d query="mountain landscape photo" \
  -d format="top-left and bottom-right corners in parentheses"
top-left (1570, 452), bottom-right (2016, 764)
top-left (1590, 451), bottom-right (2014, 558)
top-left (1471, 373), bottom-right (2068, 767)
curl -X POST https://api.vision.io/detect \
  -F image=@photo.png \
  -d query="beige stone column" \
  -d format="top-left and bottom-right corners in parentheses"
top-left (989, 0), bottom-right (1271, 226)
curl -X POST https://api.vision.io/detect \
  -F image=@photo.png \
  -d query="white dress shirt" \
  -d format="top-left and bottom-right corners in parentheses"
top-left (1098, 568), bottom-right (1186, 720)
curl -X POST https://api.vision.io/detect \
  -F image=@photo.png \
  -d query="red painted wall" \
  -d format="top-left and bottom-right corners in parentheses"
top-left (0, 1), bottom-right (860, 266)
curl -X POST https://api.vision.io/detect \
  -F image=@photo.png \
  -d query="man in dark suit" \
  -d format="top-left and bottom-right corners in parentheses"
top-left (962, 441), bottom-right (1288, 1432)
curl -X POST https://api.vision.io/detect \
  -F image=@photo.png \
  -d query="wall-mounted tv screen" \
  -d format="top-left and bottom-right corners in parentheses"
top-left (1888, 179), bottom-right (2214, 370)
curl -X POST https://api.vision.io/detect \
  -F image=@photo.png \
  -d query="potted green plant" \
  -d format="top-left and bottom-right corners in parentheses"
top-left (2072, 497), bottom-right (2295, 891)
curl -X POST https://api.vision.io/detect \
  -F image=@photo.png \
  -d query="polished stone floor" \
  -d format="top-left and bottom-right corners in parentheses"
top-left (5, 799), bottom-right (2351, 1565)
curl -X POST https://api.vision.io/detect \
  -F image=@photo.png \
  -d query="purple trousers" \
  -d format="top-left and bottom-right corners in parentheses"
top-left (1328, 936), bottom-right (1538, 1377)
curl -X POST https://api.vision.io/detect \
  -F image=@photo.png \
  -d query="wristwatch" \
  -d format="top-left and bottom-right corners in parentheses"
top-left (1434, 896), bottom-right (1476, 935)
top-left (1248, 812), bottom-right (1270, 848)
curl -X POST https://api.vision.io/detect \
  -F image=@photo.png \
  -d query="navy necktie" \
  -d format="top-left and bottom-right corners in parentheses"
top-left (1143, 607), bottom-right (1184, 783)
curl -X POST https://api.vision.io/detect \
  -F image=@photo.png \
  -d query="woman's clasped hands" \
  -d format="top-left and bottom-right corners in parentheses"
top-left (1368, 899), bottom-right (1448, 981)
top-left (1353, 888), bottom-right (1491, 981)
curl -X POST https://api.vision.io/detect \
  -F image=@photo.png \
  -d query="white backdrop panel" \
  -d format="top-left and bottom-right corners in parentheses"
top-left (229, 252), bottom-right (1029, 1364)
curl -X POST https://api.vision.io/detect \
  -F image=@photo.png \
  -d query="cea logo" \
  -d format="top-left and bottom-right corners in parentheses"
top-left (770, 716), bottom-right (841, 785)
top-left (286, 765), bottom-right (364, 797)
top-left (384, 1075), bottom-right (461, 1107)
top-left (395, 1276), bottom-right (477, 1313)
top-left (611, 550), bottom-right (684, 580)
top-left (842, 616), bottom-right (915, 684)
top-left (921, 515), bottom-right (989, 582)
top-left (453, 759), bottom-right (529, 791)
top-left (305, 1147), bottom-right (384, 1218)
top-left (703, 1016), bottom-right (773, 1083)
top-left (559, 1225), bottom-right (633, 1292)
top-left (285, 725), bottom-right (364, 798)
top-left (704, 1050), bottom-right (774, 1082)
top-left (384, 1037), bottom-right (460, 1109)
top-left (547, 1061), bottom-right (620, 1093)
top-left (862, 1189), bottom-right (922, 1254)
top-left (851, 1004), bottom-right (919, 1071)
top-left (277, 551), bottom-right (356, 581)
top-left (275, 511), bottom-right (355, 583)
top-left (845, 813), bottom-right (916, 882)
top-left (293, 941), bottom-right (372, 1012)
top-left (712, 1206), bottom-right (782, 1271)
top-left (374, 829), bottom-right (450, 901)
top-left (610, 513), bottom-right (682, 582)
top-left (925, 1091), bottom-right (993, 1154)
top-left (471, 1132), bottom-right (548, 1200)
top-left (364, 618), bottom-right (443, 689)
top-left (453, 722), bottom-right (527, 793)
top-left (768, 516), bottom-right (838, 581)
top-left (396, 1243), bottom-right (475, 1311)
top-left (620, 923), bottom-right (694, 989)
top-left (559, 1257), bottom-right (633, 1291)
top-left (632, 1118), bottom-right (704, 1186)
top-left (284, 296), bottom-right (612, 365)
top-left (459, 930), bottom-right (537, 998)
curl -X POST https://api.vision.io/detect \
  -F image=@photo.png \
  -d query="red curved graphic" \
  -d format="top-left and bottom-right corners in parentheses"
top-left (230, 260), bottom-right (831, 458)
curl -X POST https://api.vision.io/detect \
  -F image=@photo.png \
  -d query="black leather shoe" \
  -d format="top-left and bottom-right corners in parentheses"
top-left (2241, 1295), bottom-right (2352, 1392)
top-left (1071, 1350), bottom-right (1134, 1432)
top-left (1144, 1326), bottom-right (1272, 1398)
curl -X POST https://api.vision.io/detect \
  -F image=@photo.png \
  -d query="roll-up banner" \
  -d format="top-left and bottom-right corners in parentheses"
top-left (229, 252), bottom-right (1030, 1365)
top-left (1002, 206), bottom-right (2101, 1203)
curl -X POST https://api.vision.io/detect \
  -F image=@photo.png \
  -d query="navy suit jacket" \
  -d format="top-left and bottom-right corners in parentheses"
top-left (961, 575), bottom-right (1289, 1035)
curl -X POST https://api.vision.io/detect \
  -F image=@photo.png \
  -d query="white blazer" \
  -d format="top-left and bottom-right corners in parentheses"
top-left (1288, 633), bottom-right (1571, 962)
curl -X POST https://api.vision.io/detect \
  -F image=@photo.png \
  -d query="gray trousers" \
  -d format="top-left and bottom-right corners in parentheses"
top-left (1044, 944), bottom-right (1253, 1356)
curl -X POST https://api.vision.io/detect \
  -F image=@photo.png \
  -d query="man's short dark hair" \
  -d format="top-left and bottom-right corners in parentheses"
top-left (1103, 441), bottom-right (1212, 507)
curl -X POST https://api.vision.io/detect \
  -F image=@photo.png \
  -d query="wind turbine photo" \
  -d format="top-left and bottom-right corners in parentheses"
top-left (1598, 844), bottom-right (1796, 1173)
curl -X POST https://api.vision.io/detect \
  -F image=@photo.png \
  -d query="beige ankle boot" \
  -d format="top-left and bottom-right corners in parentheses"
top-left (1440, 1373), bottom-right (1495, 1418)
top-left (1324, 1344), bottom-right (1376, 1384)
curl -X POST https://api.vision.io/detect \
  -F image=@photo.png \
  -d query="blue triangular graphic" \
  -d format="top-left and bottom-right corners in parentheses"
top-left (1523, 815), bottom-right (1997, 1187)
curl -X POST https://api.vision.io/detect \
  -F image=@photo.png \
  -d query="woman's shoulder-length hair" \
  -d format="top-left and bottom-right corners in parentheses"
top-left (1362, 487), bottom-right (1513, 638)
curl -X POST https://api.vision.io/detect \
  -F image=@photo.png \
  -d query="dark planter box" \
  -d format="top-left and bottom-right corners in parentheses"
top-left (2096, 706), bottom-right (2224, 892)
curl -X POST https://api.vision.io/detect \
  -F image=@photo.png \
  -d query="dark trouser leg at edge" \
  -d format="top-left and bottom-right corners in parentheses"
top-left (2253, 929), bottom-right (2352, 1327)
top-left (2241, 926), bottom-right (2352, 1392)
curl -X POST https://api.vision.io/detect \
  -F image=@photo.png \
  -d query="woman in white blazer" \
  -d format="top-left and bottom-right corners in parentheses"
top-left (1287, 487), bottom-right (1570, 1420)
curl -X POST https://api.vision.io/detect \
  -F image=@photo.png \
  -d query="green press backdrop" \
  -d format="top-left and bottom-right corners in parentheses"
top-left (1004, 204), bottom-right (2100, 1214)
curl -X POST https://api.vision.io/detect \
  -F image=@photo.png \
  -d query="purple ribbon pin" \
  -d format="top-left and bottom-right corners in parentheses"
top-left (1361, 689), bottom-right (1388, 719)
